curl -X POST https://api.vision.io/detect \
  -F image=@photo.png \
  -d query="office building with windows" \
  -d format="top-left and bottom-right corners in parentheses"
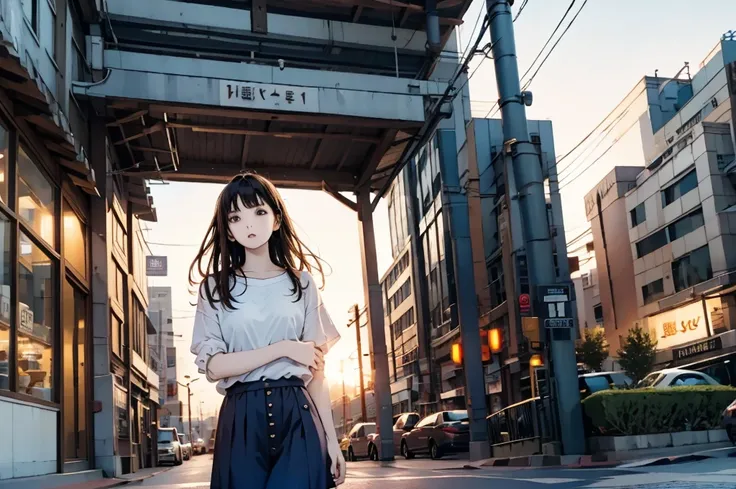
top-left (379, 117), bottom-right (570, 414)
top-left (579, 35), bottom-right (736, 380)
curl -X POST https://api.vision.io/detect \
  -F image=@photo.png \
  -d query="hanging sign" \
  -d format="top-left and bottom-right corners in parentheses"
top-left (220, 81), bottom-right (320, 113)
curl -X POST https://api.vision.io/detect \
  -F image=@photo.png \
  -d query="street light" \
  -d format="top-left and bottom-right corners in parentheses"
top-left (178, 375), bottom-right (199, 448)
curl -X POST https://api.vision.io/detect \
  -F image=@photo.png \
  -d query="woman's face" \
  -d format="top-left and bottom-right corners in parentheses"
top-left (227, 196), bottom-right (280, 250)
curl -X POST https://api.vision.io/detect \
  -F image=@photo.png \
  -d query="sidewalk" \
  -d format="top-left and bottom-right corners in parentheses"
top-left (53, 467), bottom-right (172, 489)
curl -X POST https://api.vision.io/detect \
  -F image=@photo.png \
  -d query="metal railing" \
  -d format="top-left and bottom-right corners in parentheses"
top-left (486, 397), bottom-right (554, 455)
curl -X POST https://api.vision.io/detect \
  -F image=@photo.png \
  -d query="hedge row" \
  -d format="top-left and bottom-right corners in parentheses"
top-left (582, 386), bottom-right (736, 436)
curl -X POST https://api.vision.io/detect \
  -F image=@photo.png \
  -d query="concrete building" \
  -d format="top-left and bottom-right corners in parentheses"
top-left (573, 267), bottom-right (602, 336)
top-left (0, 0), bottom-right (160, 483)
top-left (584, 166), bottom-right (642, 352)
top-left (148, 286), bottom-right (183, 432)
top-left (377, 117), bottom-right (570, 414)
top-left (578, 35), bottom-right (736, 382)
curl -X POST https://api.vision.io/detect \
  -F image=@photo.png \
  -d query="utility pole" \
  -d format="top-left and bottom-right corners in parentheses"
top-left (351, 304), bottom-right (368, 422)
top-left (341, 359), bottom-right (348, 437)
top-left (179, 376), bottom-right (199, 448)
top-left (485, 0), bottom-right (585, 454)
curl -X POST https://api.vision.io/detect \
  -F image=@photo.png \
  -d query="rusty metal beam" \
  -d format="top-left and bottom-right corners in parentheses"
top-left (166, 122), bottom-right (381, 144)
top-left (113, 122), bottom-right (165, 146)
top-left (163, 113), bottom-right (180, 172)
top-left (356, 129), bottom-right (398, 188)
top-left (106, 110), bottom-right (148, 127)
top-left (322, 180), bottom-right (357, 212)
top-left (122, 162), bottom-right (357, 191)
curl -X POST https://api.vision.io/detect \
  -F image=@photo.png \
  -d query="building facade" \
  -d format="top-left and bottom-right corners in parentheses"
top-left (378, 117), bottom-right (570, 415)
top-left (0, 0), bottom-right (159, 483)
top-left (584, 166), bottom-right (643, 353)
top-left (579, 35), bottom-right (736, 382)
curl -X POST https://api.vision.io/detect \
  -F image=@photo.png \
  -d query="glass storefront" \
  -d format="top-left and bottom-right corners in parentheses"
top-left (18, 231), bottom-right (55, 401)
top-left (0, 116), bottom-right (91, 467)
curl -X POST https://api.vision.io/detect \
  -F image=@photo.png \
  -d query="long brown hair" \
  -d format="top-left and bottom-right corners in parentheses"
top-left (189, 172), bottom-right (325, 309)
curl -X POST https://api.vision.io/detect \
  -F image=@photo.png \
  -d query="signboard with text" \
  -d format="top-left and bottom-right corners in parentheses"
top-left (538, 284), bottom-right (574, 329)
top-left (648, 299), bottom-right (720, 351)
top-left (146, 256), bottom-right (168, 276)
top-left (673, 336), bottom-right (723, 361)
top-left (220, 81), bottom-right (319, 113)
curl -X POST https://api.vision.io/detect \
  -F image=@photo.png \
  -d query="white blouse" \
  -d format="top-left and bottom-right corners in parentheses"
top-left (190, 270), bottom-right (341, 395)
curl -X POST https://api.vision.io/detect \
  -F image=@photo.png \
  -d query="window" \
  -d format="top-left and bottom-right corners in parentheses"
top-left (112, 213), bottom-right (126, 255)
top-left (416, 414), bottom-right (436, 428)
top-left (63, 204), bottom-right (87, 276)
top-left (661, 169), bottom-right (698, 207)
top-left (21, 0), bottom-right (39, 34)
top-left (642, 278), bottom-right (665, 304)
top-left (630, 203), bottom-right (646, 227)
top-left (110, 263), bottom-right (125, 306)
top-left (17, 232), bottom-right (55, 401)
top-left (111, 313), bottom-right (123, 359)
top-left (636, 229), bottom-right (668, 258)
top-left (158, 429), bottom-right (175, 443)
top-left (384, 253), bottom-right (410, 290)
top-left (43, 0), bottom-right (56, 62)
top-left (672, 245), bottom-right (712, 292)
top-left (18, 146), bottom-right (56, 246)
top-left (593, 304), bottom-right (603, 324)
top-left (391, 307), bottom-right (414, 339)
top-left (0, 215), bottom-right (11, 392)
top-left (0, 123), bottom-right (8, 204)
top-left (667, 208), bottom-right (704, 242)
top-left (443, 411), bottom-right (469, 422)
top-left (488, 258), bottom-right (506, 309)
top-left (388, 278), bottom-right (412, 312)
top-left (132, 299), bottom-right (148, 360)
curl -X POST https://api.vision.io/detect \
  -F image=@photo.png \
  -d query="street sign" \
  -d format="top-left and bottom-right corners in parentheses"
top-left (519, 293), bottom-right (531, 316)
top-left (146, 256), bottom-right (168, 276)
top-left (537, 284), bottom-right (573, 329)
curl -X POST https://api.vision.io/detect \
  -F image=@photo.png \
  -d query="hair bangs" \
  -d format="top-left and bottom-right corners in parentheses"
top-left (226, 177), bottom-right (275, 214)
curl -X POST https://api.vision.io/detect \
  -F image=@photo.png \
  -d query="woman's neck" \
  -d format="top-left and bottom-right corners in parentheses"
top-left (240, 243), bottom-right (283, 277)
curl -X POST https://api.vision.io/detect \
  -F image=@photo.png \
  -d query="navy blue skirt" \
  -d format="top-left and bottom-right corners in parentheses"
top-left (211, 377), bottom-right (335, 489)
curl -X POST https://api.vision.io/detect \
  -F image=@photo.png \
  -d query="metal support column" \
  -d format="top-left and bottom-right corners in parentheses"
top-left (485, 0), bottom-right (585, 455)
top-left (356, 187), bottom-right (395, 461)
top-left (436, 131), bottom-right (490, 461)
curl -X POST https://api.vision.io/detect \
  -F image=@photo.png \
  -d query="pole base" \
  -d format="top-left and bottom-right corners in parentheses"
top-left (468, 441), bottom-right (491, 462)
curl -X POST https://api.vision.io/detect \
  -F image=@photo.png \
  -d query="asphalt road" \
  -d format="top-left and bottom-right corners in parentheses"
top-left (132, 452), bottom-right (736, 489)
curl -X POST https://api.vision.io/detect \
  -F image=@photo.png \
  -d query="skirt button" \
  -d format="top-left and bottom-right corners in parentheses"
top-left (303, 404), bottom-right (308, 410)
top-left (270, 434), bottom-right (276, 439)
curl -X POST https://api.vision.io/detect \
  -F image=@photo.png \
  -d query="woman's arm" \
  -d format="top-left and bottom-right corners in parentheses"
top-left (206, 341), bottom-right (322, 381)
top-left (307, 368), bottom-right (346, 485)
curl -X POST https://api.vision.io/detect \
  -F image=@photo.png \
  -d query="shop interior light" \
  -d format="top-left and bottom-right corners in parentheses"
top-left (451, 343), bottom-right (463, 365)
top-left (489, 328), bottom-right (502, 353)
top-left (530, 354), bottom-right (543, 367)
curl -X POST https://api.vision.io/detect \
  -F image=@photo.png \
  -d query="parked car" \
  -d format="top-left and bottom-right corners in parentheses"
top-left (721, 399), bottom-right (736, 444)
top-left (192, 437), bottom-right (207, 455)
top-left (579, 372), bottom-right (634, 399)
top-left (345, 422), bottom-right (377, 461)
top-left (157, 427), bottom-right (183, 466)
top-left (364, 413), bottom-right (421, 461)
top-left (638, 368), bottom-right (721, 389)
top-left (401, 410), bottom-right (469, 460)
top-left (178, 433), bottom-right (193, 460)
top-left (207, 429), bottom-right (217, 452)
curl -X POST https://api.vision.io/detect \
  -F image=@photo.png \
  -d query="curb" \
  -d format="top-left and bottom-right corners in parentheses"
top-left (470, 447), bottom-right (736, 470)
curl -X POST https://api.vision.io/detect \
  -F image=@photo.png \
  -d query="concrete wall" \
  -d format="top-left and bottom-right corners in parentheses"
top-left (0, 399), bottom-right (57, 480)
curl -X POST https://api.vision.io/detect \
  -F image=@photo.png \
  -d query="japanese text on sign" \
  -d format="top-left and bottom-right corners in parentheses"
top-left (220, 81), bottom-right (319, 113)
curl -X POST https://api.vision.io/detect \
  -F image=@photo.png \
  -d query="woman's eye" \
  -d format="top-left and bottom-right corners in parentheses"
top-left (228, 216), bottom-right (240, 223)
top-left (256, 209), bottom-right (267, 216)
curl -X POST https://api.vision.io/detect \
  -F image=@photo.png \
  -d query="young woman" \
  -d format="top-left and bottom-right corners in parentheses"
top-left (189, 173), bottom-right (346, 488)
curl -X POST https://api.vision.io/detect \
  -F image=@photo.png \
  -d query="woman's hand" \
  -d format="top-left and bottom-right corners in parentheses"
top-left (283, 340), bottom-right (324, 370)
top-left (328, 439), bottom-right (346, 486)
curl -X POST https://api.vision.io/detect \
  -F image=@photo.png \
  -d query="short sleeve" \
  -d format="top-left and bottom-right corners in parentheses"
top-left (190, 281), bottom-right (227, 382)
top-left (300, 272), bottom-right (341, 355)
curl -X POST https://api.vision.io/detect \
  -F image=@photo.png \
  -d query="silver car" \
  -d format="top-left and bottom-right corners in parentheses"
top-left (400, 411), bottom-right (470, 460)
top-left (346, 422), bottom-right (376, 461)
top-left (158, 427), bottom-right (184, 466)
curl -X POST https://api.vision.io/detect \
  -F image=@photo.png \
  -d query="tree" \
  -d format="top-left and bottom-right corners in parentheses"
top-left (616, 326), bottom-right (658, 383)
top-left (577, 327), bottom-right (609, 372)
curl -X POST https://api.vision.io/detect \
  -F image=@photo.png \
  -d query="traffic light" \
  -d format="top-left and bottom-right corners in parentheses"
top-left (489, 328), bottom-right (503, 353)
top-left (451, 343), bottom-right (463, 365)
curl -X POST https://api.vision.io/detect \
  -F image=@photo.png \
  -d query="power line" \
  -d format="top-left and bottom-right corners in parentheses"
top-left (513, 0), bottom-right (530, 22)
top-left (485, 0), bottom-right (588, 119)
top-left (555, 86), bottom-right (646, 170)
top-left (521, 0), bottom-right (589, 91)
top-left (518, 0), bottom-right (577, 84)
top-left (557, 108), bottom-right (630, 181)
top-left (558, 117), bottom-right (641, 191)
top-left (147, 241), bottom-right (200, 247)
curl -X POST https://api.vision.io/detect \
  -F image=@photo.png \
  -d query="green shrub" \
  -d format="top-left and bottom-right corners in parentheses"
top-left (582, 386), bottom-right (736, 436)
